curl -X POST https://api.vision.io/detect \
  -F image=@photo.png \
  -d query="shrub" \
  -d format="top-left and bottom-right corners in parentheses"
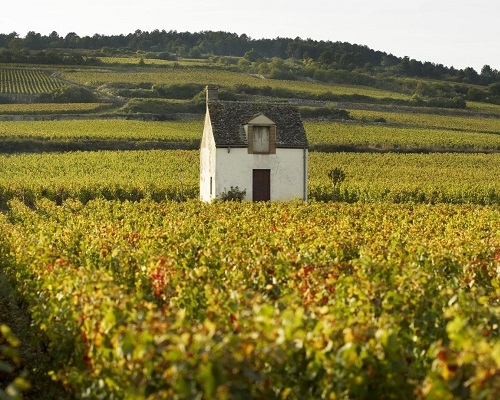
top-left (218, 186), bottom-right (247, 201)
top-left (36, 85), bottom-right (98, 103)
top-left (299, 106), bottom-right (351, 119)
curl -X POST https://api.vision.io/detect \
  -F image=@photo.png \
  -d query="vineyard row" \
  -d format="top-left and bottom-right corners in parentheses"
top-left (0, 199), bottom-right (498, 399)
top-left (0, 68), bottom-right (65, 95)
top-left (0, 150), bottom-right (498, 206)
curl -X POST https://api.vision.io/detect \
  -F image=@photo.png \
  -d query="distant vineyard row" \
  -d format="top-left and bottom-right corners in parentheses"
top-left (0, 103), bottom-right (104, 115)
top-left (304, 121), bottom-right (500, 152)
top-left (0, 150), bottom-right (498, 205)
top-left (347, 108), bottom-right (500, 134)
top-left (0, 68), bottom-right (65, 95)
top-left (0, 119), bottom-right (202, 141)
top-left (1, 119), bottom-right (499, 152)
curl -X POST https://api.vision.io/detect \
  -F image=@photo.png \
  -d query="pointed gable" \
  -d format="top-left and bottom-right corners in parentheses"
top-left (246, 113), bottom-right (275, 125)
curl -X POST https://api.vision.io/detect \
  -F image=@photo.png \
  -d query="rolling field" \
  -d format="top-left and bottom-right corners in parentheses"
top-left (1, 62), bottom-right (499, 399)
top-left (1, 116), bottom-right (499, 153)
top-left (60, 67), bottom-right (411, 100)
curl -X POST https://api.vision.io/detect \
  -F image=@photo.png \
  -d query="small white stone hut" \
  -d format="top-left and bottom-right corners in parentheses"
top-left (200, 86), bottom-right (308, 202)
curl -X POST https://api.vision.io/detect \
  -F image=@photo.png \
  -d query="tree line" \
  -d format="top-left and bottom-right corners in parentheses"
top-left (1, 30), bottom-right (499, 86)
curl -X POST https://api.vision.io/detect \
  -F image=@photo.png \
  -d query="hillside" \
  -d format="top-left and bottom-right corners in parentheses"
top-left (1, 30), bottom-right (500, 109)
top-left (0, 31), bottom-right (499, 400)
top-left (0, 53), bottom-right (499, 156)
top-left (0, 55), bottom-right (499, 207)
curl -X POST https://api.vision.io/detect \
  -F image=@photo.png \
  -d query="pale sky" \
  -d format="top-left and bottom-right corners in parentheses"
top-left (2, 0), bottom-right (499, 72)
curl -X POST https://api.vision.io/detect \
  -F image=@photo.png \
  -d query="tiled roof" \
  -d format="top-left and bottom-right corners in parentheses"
top-left (207, 101), bottom-right (308, 148)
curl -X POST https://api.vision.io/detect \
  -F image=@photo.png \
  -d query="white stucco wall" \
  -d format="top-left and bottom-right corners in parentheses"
top-left (199, 112), bottom-right (216, 202)
top-left (214, 147), bottom-right (307, 201)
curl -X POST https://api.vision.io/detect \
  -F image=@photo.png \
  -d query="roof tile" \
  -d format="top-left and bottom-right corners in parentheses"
top-left (207, 101), bottom-right (308, 148)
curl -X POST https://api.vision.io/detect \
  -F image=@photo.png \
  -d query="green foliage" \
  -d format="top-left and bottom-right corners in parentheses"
top-left (299, 106), bottom-right (350, 119)
top-left (36, 85), bottom-right (98, 103)
top-left (243, 48), bottom-right (264, 62)
top-left (0, 200), bottom-right (498, 398)
top-left (312, 67), bottom-right (377, 86)
top-left (217, 186), bottom-right (247, 201)
top-left (489, 83), bottom-right (500, 96)
top-left (120, 98), bottom-right (203, 115)
top-left (0, 325), bottom-right (30, 400)
top-left (327, 167), bottom-right (346, 201)
top-left (152, 83), bottom-right (205, 99)
top-left (410, 95), bottom-right (467, 109)
top-left (422, 294), bottom-right (500, 399)
top-left (0, 68), bottom-right (66, 95)
top-left (156, 51), bottom-right (177, 61)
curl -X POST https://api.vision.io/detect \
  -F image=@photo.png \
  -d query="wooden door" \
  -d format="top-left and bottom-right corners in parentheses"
top-left (253, 169), bottom-right (271, 201)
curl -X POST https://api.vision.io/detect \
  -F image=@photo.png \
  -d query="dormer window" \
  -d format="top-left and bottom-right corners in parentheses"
top-left (245, 114), bottom-right (276, 154)
top-left (253, 126), bottom-right (270, 153)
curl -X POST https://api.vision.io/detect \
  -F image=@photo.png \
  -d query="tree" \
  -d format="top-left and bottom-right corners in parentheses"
top-left (25, 31), bottom-right (42, 50)
top-left (8, 37), bottom-right (26, 52)
top-left (480, 65), bottom-right (495, 84)
top-left (488, 83), bottom-right (500, 96)
top-left (243, 48), bottom-right (263, 62)
top-left (461, 67), bottom-right (480, 84)
top-left (327, 167), bottom-right (346, 202)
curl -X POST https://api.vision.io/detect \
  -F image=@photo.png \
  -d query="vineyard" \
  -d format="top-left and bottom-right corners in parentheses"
top-left (304, 121), bottom-right (500, 152)
top-left (0, 150), bottom-right (498, 207)
top-left (60, 67), bottom-right (411, 100)
top-left (97, 56), bottom-right (210, 67)
top-left (1, 118), bottom-right (499, 153)
top-left (0, 199), bottom-right (498, 399)
top-left (0, 120), bottom-right (202, 142)
top-left (0, 59), bottom-right (499, 399)
top-left (347, 109), bottom-right (500, 134)
top-left (0, 103), bottom-right (104, 115)
top-left (0, 68), bottom-right (66, 95)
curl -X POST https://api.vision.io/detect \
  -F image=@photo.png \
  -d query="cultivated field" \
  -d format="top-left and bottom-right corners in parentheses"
top-left (0, 103), bottom-right (104, 115)
top-left (1, 199), bottom-right (498, 398)
top-left (305, 121), bottom-right (500, 152)
top-left (0, 67), bottom-right (66, 94)
top-left (0, 120), bottom-right (202, 142)
top-left (1, 59), bottom-right (499, 400)
top-left (60, 67), bottom-right (411, 100)
top-left (0, 150), bottom-right (498, 207)
top-left (1, 117), bottom-right (499, 153)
